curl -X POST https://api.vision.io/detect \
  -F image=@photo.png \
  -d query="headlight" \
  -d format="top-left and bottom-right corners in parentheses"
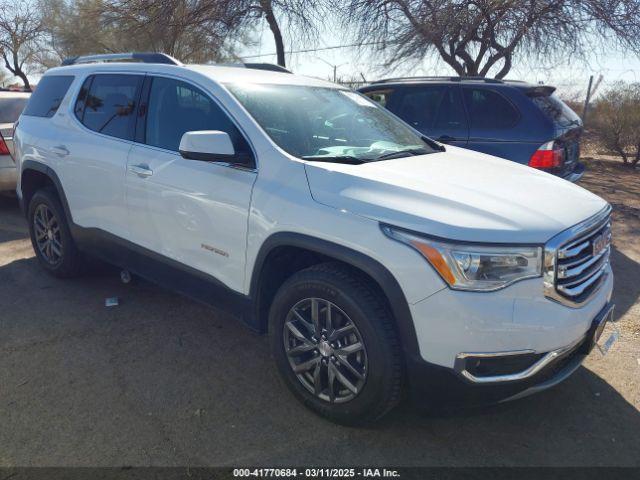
top-left (382, 225), bottom-right (542, 291)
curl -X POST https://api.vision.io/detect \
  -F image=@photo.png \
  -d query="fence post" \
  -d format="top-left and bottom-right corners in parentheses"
top-left (582, 75), bottom-right (594, 126)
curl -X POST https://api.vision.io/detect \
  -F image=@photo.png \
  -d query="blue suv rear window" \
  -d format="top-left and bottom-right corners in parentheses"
top-left (531, 94), bottom-right (581, 128)
top-left (23, 75), bottom-right (74, 118)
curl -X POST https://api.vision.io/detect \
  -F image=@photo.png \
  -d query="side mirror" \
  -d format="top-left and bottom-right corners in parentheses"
top-left (179, 131), bottom-right (252, 166)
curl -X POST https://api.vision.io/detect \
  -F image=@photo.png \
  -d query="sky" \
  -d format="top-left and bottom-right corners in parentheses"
top-left (236, 20), bottom-right (640, 100)
top-left (4, 13), bottom-right (640, 99)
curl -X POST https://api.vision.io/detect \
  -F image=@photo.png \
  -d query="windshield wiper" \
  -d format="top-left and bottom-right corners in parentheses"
top-left (421, 136), bottom-right (446, 152)
top-left (374, 148), bottom-right (431, 161)
top-left (302, 155), bottom-right (370, 165)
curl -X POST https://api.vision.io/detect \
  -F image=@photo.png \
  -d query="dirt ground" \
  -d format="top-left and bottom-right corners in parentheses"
top-left (0, 158), bottom-right (639, 467)
top-left (577, 156), bottom-right (640, 418)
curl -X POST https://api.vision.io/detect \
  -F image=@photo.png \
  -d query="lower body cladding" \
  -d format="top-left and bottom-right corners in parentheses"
top-left (405, 267), bottom-right (614, 406)
top-left (0, 156), bottom-right (16, 191)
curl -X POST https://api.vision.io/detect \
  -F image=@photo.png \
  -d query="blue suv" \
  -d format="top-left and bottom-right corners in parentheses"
top-left (359, 77), bottom-right (585, 182)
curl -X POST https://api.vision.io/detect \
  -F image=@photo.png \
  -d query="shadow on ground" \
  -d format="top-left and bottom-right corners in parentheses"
top-left (1, 252), bottom-right (639, 466)
top-left (610, 246), bottom-right (640, 319)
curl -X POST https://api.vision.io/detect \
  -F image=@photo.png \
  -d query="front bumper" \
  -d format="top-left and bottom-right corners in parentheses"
top-left (410, 266), bottom-right (613, 369)
top-left (405, 332), bottom-right (591, 407)
top-left (406, 268), bottom-right (613, 406)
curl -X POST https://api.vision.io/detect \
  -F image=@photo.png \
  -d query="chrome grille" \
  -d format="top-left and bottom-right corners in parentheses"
top-left (544, 206), bottom-right (612, 307)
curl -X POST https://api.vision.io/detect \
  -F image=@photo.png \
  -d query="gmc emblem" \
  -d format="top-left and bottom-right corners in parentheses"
top-left (592, 232), bottom-right (609, 257)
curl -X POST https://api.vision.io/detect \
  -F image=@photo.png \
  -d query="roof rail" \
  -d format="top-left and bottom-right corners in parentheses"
top-left (222, 62), bottom-right (292, 73)
top-left (372, 76), bottom-right (504, 84)
top-left (61, 52), bottom-right (182, 67)
top-left (243, 62), bottom-right (292, 73)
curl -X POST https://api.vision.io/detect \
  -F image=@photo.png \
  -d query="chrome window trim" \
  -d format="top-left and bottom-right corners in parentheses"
top-left (543, 204), bottom-right (612, 308)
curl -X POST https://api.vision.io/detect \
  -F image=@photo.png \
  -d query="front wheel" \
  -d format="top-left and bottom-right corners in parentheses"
top-left (269, 263), bottom-right (403, 425)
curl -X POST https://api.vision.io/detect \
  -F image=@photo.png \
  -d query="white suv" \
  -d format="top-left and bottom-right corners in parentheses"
top-left (14, 53), bottom-right (614, 424)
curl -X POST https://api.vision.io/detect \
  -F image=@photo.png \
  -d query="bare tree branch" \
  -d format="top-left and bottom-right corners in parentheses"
top-left (341, 0), bottom-right (640, 78)
top-left (0, 0), bottom-right (44, 89)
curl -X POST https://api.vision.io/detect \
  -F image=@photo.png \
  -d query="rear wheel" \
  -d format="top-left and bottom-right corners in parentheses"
top-left (269, 263), bottom-right (403, 425)
top-left (28, 188), bottom-right (83, 278)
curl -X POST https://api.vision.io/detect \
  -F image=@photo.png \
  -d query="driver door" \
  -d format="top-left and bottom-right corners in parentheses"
top-left (125, 76), bottom-right (256, 293)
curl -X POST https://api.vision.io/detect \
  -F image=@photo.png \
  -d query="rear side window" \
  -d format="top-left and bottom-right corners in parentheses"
top-left (75, 74), bottom-right (143, 140)
top-left (144, 76), bottom-right (251, 155)
top-left (463, 88), bottom-right (519, 129)
top-left (0, 97), bottom-right (29, 123)
top-left (362, 89), bottom-right (394, 107)
top-left (395, 86), bottom-right (447, 130)
top-left (531, 94), bottom-right (581, 128)
top-left (23, 76), bottom-right (74, 118)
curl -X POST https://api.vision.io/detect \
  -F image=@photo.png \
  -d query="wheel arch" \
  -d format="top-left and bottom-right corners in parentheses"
top-left (249, 232), bottom-right (420, 359)
top-left (20, 161), bottom-right (72, 222)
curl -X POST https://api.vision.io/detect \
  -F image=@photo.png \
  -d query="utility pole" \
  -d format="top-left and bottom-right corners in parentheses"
top-left (314, 57), bottom-right (346, 84)
top-left (582, 75), bottom-right (594, 126)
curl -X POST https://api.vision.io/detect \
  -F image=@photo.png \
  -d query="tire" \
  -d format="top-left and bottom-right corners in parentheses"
top-left (28, 187), bottom-right (84, 278)
top-left (269, 262), bottom-right (403, 425)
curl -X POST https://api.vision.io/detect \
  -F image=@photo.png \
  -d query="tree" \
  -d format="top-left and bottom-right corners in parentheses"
top-left (250, 0), bottom-right (326, 67)
top-left (215, 0), bottom-right (331, 67)
top-left (43, 0), bottom-right (327, 68)
top-left (591, 82), bottom-right (640, 167)
top-left (342, 0), bottom-right (640, 78)
top-left (39, 0), bottom-right (245, 66)
top-left (0, 0), bottom-right (45, 90)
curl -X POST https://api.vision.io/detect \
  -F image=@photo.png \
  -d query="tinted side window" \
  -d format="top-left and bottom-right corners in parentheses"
top-left (434, 88), bottom-right (467, 131)
top-left (77, 74), bottom-right (142, 140)
top-left (145, 76), bottom-right (250, 155)
top-left (463, 88), bottom-right (519, 129)
top-left (23, 75), bottom-right (74, 118)
top-left (362, 89), bottom-right (394, 107)
top-left (395, 86), bottom-right (447, 130)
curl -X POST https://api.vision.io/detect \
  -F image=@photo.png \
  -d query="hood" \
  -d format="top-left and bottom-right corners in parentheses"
top-left (304, 145), bottom-right (607, 243)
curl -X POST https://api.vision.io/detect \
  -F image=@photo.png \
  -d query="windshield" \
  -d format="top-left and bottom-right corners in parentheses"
top-left (0, 97), bottom-right (29, 124)
top-left (226, 83), bottom-right (436, 162)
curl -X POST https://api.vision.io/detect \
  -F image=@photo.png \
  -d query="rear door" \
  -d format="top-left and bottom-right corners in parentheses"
top-left (462, 87), bottom-right (530, 161)
top-left (60, 73), bottom-right (143, 238)
top-left (390, 85), bottom-right (468, 147)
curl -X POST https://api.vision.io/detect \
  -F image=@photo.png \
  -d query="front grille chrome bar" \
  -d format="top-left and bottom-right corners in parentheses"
top-left (543, 205), bottom-right (612, 308)
top-left (557, 262), bottom-right (609, 297)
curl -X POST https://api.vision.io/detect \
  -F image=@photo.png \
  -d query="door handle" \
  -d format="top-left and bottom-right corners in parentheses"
top-left (51, 145), bottom-right (70, 157)
top-left (437, 135), bottom-right (456, 143)
top-left (128, 164), bottom-right (153, 178)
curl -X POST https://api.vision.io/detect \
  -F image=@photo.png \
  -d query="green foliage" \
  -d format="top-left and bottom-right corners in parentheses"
top-left (591, 82), bottom-right (640, 167)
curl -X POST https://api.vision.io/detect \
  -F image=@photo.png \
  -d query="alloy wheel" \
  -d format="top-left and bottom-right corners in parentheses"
top-left (283, 298), bottom-right (368, 403)
top-left (33, 204), bottom-right (63, 265)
